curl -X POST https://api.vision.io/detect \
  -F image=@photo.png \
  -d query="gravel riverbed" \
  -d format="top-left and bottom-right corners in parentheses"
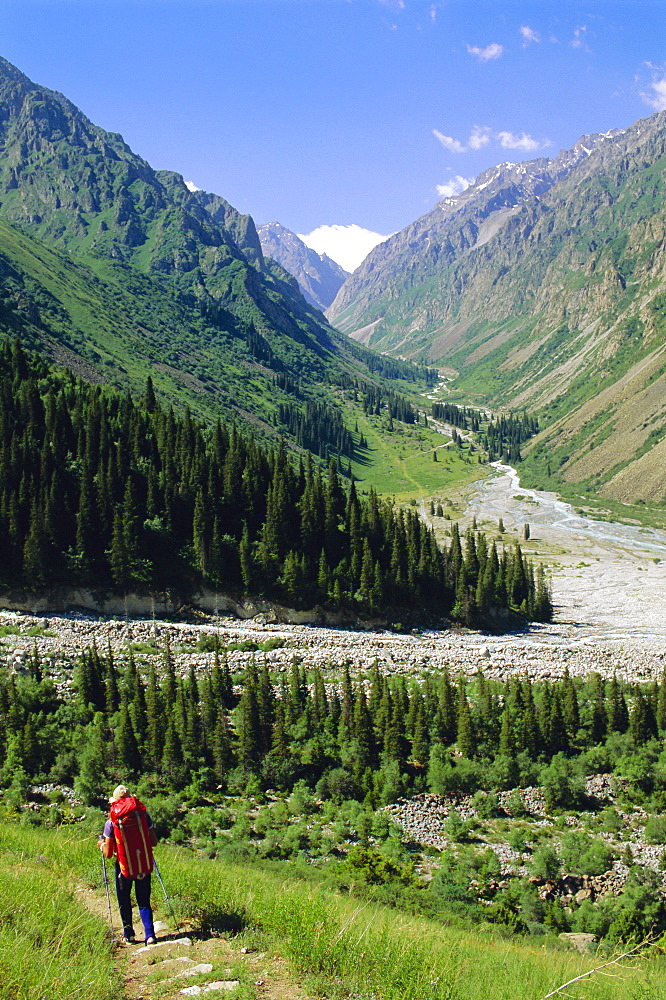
top-left (2, 465), bottom-right (664, 682)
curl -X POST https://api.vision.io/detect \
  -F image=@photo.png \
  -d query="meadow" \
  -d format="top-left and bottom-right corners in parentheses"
top-left (2, 820), bottom-right (666, 1000)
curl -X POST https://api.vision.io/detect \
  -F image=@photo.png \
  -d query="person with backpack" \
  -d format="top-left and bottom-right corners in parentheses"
top-left (99, 784), bottom-right (159, 944)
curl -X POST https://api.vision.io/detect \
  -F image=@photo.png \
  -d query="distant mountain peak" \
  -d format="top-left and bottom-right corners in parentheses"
top-left (257, 222), bottom-right (349, 311)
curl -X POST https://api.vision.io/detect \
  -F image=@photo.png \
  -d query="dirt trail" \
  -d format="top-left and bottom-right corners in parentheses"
top-left (76, 876), bottom-right (316, 1000)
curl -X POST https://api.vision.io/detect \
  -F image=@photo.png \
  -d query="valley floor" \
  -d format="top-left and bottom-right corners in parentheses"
top-left (2, 462), bottom-right (664, 684)
top-left (459, 463), bottom-right (666, 651)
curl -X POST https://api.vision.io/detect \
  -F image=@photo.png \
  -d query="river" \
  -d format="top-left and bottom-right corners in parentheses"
top-left (465, 464), bottom-right (666, 652)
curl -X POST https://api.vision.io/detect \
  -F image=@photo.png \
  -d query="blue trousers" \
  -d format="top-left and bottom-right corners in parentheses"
top-left (115, 865), bottom-right (155, 940)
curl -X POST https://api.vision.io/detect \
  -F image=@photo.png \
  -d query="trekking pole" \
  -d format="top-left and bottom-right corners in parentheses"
top-left (99, 843), bottom-right (115, 937)
top-left (153, 857), bottom-right (179, 932)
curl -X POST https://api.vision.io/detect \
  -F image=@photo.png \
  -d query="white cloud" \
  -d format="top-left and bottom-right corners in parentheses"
top-left (436, 175), bottom-right (474, 198)
top-left (468, 125), bottom-right (492, 150)
top-left (466, 42), bottom-right (504, 62)
top-left (497, 130), bottom-right (544, 151)
top-left (571, 25), bottom-right (589, 50)
top-left (520, 25), bottom-right (540, 46)
top-left (298, 224), bottom-right (390, 273)
top-left (184, 180), bottom-right (201, 192)
top-left (641, 77), bottom-right (666, 111)
top-left (434, 126), bottom-right (548, 155)
top-left (433, 129), bottom-right (466, 153)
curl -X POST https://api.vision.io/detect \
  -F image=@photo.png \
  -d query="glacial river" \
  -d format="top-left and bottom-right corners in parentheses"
top-left (465, 464), bottom-right (666, 651)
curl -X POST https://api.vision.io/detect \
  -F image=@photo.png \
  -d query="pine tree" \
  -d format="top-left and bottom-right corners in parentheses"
top-left (561, 667), bottom-right (580, 737)
top-left (145, 661), bottom-right (163, 770)
top-left (456, 679), bottom-right (475, 758)
top-left (236, 661), bottom-right (263, 769)
top-left (212, 709), bottom-right (234, 779)
top-left (589, 673), bottom-right (608, 744)
top-left (435, 668), bottom-right (456, 745)
top-left (115, 693), bottom-right (141, 776)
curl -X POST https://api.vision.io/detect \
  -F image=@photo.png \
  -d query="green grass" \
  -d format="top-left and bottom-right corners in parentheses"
top-left (0, 624), bottom-right (54, 638)
top-left (3, 821), bottom-right (666, 1000)
top-left (165, 851), bottom-right (666, 1000)
top-left (0, 822), bottom-right (122, 1000)
top-left (349, 407), bottom-right (483, 501)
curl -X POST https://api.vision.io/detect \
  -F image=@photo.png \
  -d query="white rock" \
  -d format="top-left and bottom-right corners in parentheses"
top-left (174, 964), bottom-right (214, 979)
top-left (134, 936), bottom-right (192, 953)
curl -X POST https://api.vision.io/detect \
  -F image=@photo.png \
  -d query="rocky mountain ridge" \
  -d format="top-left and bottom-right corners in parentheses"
top-left (327, 127), bottom-right (625, 334)
top-left (327, 112), bottom-right (666, 504)
top-left (0, 55), bottom-right (424, 434)
top-left (257, 222), bottom-right (349, 310)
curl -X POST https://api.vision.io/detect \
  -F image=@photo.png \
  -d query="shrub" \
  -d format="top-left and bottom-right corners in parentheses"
top-left (644, 815), bottom-right (666, 845)
top-left (561, 830), bottom-right (615, 875)
top-left (472, 790), bottom-right (500, 819)
top-left (540, 753), bottom-right (584, 811)
top-left (529, 843), bottom-right (561, 879)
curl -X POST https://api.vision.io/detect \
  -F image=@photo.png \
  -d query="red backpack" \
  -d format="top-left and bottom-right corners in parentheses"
top-left (109, 796), bottom-right (154, 878)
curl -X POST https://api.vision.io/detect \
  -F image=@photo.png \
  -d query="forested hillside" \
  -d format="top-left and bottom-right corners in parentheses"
top-left (0, 56), bottom-right (431, 451)
top-left (0, 339), bottom-right (548, 622)
top-left (329, 112), bottom-right (666, 505)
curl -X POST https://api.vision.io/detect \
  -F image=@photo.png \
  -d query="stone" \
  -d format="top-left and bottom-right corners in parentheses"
top-left (173, 964), bottom-right (214, 980)
top-left (559, 933), bottom-right (596, 954)
top-left (180, 984), bottom-right (240, 996)
top-left (135, 936), bottom-right (192, 954)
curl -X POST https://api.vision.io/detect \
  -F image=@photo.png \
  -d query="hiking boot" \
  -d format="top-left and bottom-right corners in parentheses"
top-left (145, 936), bottom-right (157, 946)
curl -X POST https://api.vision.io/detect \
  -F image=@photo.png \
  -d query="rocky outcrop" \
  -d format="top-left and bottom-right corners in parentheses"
top-left (257, 222), bottom-right (349, 310)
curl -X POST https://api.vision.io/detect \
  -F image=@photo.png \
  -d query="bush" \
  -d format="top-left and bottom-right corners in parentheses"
top-left (444, 809), bottom-right (471, 843)
top-left (529, 843), bottom-right (561, 879)
top-left (472, 790), bottom-right (500, 819)
top-left (504, 789), bottom-right (528, 818)
top-left (540, 754), bottom-right (584, 811)
top-left (508, 826), bottom-right (531, 852)
top-left (148, 795), bottom-right (184, 839)
top-left (644, 815), bottom-right (666, 845)
top-left (561, 830), bottom-right (615, 875)
top-left (288, 781), bottom-right (317, 817)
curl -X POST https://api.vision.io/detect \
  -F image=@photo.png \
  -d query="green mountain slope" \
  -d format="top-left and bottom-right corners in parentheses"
top-left (328, 113), bottom-right (666, 504)
top-left (0, 55), bottom-right (428, 443)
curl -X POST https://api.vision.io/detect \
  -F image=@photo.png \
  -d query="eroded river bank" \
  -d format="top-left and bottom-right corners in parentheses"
top-left (1, 465), bottom-right (664, 683)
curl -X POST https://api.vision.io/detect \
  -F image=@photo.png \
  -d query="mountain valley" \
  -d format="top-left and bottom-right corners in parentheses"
top-left (328, 114), bottom-right (666, 507)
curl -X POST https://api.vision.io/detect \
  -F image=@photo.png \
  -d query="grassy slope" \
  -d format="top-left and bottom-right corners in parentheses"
top-left (348, 404), bottom-right (483, 501)
top-left (3, 821), bottom-right (666, 1000)
top-left (0, 214), bottom-right (485, 502)
top-left (0, 823), bottom-right (121, 1000)
top-left (0, 216), bottom-right (412, 442)
top-left (331, 125), bottom-right (666, 507)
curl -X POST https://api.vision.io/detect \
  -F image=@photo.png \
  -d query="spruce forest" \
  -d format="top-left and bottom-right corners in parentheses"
top-left (0, 339), bottom-right (551, 623)
top-left (6, 640), bottom-right (666, 951)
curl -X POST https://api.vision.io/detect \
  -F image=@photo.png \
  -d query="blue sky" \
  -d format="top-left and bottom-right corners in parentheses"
top-left (1, 0), bottom-right (665, 267)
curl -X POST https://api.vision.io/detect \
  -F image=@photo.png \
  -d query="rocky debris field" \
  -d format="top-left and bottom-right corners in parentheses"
top-left (384, 779), bottom-right (666, 894)
top-left (1, 607), bottom-right (664, 687)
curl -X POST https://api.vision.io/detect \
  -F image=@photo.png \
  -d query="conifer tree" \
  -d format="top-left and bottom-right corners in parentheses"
top-left (236, 661), bottom-right (263, 769)
top-left (212, 708), bottom-right (234, 780)
top-left (456, 679), bottom-right (476, 758)
top-left (115, 693), bottom-right (141, 776)
top-left (561, 667), bottom-right (580, 737)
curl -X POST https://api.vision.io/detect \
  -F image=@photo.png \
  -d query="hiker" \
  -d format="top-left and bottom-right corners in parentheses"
top-left (99, 784), bottom-right (159, 945)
